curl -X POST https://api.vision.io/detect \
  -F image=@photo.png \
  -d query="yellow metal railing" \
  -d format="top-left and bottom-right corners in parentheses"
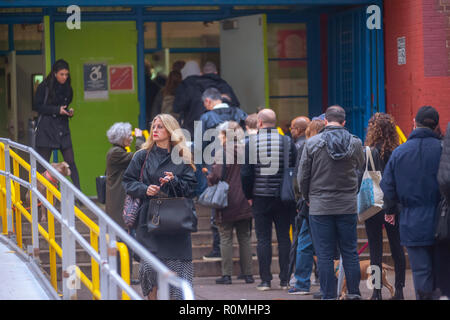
top-left (0, 142), bottom-right (131, 300)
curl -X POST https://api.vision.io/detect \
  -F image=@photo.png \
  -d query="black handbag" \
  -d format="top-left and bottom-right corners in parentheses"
top-left (435, 197), bottom-right (450, 243)
top-left (146, 180), bottom-right (197, 235)
top-left (280, 135), bottom-right (296, 205)
top-left (96, 175), bottom-right (106, 204)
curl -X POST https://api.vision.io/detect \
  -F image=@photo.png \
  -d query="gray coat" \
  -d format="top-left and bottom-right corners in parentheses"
top-left (298, 125), bottom-right (364, 215)
top-left (105, 138), bottom-right (144, 229)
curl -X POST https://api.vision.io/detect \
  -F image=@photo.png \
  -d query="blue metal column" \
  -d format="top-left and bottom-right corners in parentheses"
top-left (136, 7), bottom-right (147, 130)
top-left (306, 14), bottom-right (322, 118)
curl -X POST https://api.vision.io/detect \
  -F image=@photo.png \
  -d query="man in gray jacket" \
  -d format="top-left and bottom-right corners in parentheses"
top-left (299, 105), bottom-right (364, 300)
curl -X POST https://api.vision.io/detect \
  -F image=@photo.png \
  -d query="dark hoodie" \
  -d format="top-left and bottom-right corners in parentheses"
top-left (173, 73), bottom-right (240, 137)
top-left (298, 125), bottom-right (364, 215)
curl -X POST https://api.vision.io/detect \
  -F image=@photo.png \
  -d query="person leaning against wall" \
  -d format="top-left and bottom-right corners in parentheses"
top-left (122, 114), bottom-right (197, 300)
top-left (32, 59), bottom-right (81, 190)
top-left (105, 122), bottom-right (144, 284)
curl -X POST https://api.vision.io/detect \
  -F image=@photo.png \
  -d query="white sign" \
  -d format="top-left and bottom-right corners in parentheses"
top-left (397, 37), bottom-right (406, 65)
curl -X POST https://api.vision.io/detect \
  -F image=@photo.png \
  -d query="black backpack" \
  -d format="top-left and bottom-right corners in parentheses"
top-left (435, 197), bottom-right (450, 243)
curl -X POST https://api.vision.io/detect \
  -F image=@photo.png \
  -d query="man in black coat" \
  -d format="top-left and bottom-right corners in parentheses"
top-left (241, 108), bottom-right (296, 291)
top-left (173, 61), bottom-right (240, 138)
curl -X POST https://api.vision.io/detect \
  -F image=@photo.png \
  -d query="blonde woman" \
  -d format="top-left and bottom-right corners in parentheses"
top-left (122, 114), bottom-right (197, 300)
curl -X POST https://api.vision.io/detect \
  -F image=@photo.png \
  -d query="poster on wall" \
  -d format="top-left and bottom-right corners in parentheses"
top-left (397, 37), bottom-right (406, 65)
top-left (84, 63), bottom-right (109, 100)
top-left (277, 29), bottom-right (307, 68)
top-left (109, 65), bottom-right (134, 92)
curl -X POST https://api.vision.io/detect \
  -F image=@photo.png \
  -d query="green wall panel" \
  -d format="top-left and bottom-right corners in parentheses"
top-left (55, 21), bottom-right (139, 196)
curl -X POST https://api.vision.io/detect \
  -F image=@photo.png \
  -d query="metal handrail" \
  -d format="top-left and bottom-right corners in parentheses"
top-left (0, 138), bottom-right (194, 300)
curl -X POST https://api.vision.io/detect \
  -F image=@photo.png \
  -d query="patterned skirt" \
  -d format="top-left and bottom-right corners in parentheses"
top-left (139, 258), bottom-right (193, 300)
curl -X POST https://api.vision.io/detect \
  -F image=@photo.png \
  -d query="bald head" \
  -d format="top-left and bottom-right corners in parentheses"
top-left (257, 109), bottom-right (277, 128)
top-left (290, 116), bottom-right (310, 139)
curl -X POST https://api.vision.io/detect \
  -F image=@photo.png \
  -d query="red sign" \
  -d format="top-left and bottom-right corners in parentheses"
top-left (277, 30), bottom-right (307, 68)
top-left (109, 65), bottom-right (134, 91)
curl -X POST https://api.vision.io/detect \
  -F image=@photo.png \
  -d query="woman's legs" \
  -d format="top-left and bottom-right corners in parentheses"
top-left (61, 147), bottom-right (81, 190)
top-left (35, 147), bottom-right (53, 173)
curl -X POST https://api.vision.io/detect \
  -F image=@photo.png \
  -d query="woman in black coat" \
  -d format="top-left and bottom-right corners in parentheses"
top-left (363, 112), bottom-right (406, 300)
top-left (122, 114), bottom-right (197, 300)
top-left (33, 59), bottom-right (80, 190)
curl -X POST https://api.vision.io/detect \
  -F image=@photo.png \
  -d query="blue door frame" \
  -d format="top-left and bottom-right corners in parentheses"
top-left (327, 4), bottom-right (386, 139)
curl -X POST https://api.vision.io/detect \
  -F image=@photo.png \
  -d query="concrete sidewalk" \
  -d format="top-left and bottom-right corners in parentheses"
top-left (192, 270), bottom-right (417, 300)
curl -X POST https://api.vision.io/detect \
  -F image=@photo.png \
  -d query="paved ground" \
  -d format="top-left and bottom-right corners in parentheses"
top-left (191, 270), bottom-right (417, 300)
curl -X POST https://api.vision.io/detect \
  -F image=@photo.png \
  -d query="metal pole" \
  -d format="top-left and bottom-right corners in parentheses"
top-left (99, 217), bottom-right (109, 300)
top-left (61, 183), bottom-right (77, 300)
top-left (107, 228), bottom-right (118, 300)
top-left (157, 271), bottom-right (170, 300)
top-left (3, 143), bottom-right (13, 236)
top-left (29, 154), bottom-right (40, 259)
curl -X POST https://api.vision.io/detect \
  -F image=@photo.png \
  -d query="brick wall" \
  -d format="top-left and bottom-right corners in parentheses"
top-left (384, 0), bottom-right (450, 135)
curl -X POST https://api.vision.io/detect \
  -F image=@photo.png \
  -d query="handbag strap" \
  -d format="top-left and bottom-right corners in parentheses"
top-left (139, 149), bottom-right (151, 182)
top-left (283, 135), bottom-right (289, 170)
top-left (365, 146), bottom-right (376, 172)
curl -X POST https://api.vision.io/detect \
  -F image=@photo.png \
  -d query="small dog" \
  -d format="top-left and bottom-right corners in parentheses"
top-left (334, 259), bottom-right (395, 299)
top-left (25, 162), bottom-right (71, 222)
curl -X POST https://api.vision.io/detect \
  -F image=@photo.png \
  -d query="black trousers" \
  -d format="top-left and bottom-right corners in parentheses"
top-left (364, 210), bottom-right (406, 288)
top-left (252, 196), bottom-right (292, 283)
top-left (36, 146), bottom-right (81, 190)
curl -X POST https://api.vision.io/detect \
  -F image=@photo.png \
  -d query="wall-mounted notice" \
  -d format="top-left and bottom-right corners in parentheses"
top-left (84, 63), bottom-right (108, 100)
top-left (397, 37), bottom-right (406, 65)
top-left (109, 65), bottom-right (134, 92)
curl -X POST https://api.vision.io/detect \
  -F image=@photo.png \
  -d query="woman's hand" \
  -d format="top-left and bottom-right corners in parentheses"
top-left (146, 185), bottom-right (160, 196)
top-left (68, 108), bottom-right (74, 117)
top-left (159, 171), bottom-right (174, 186)
top-left (134, 128), bottom-right (143, 137)
top-left (60, 106), bottom-right (70, 116)
top-left (385, 214), bottom-right (395, 226)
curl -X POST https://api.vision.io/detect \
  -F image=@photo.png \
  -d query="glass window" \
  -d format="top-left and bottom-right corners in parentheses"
top-left (270, 98), bottom-right (309, 127)
top-left (0, 25), bottom-right (8, 51)
top-left (144, 22), bottom-right (157, 49)
top-left (162, 22), bottom-right (219, 48)
top-left (14, 24), bottom-right (42, 51)
top-left (269, 60), bottom-right (308, 97)
top-left (267, 23), bottom-right (307, 59)
top-left (144, 52), bottom-right (220, 79)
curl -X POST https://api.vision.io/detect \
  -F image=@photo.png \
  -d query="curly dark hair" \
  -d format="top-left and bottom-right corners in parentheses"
top-left (364, 112), bottom-right (399, 160)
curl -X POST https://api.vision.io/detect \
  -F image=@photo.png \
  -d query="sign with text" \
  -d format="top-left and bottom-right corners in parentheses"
top-left (84, 63), bottom-right (108, 100)
top-left (397, 37), bottom-right (406, 65)
top-left (109, 65), bottom-right (134, 92)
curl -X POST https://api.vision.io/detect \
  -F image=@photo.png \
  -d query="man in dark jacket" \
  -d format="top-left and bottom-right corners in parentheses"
top-left (381, 106), bottom-right (442, 300)
top-left (299, 105), bottom-right (364, 300)
top-left (199, 87), bottom-right (247, 261)
top-left (290, 116), bottom-right (310, 178)
top-left (436, 122), bottom-right (450, 298)
top-left (173, 61), bottom-right (240, 137)
top-left (241, 108), bottom-right (296, 291)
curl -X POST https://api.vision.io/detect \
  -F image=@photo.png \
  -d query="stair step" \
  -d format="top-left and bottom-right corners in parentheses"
top-left (193, 256), bottom-right (279, 277)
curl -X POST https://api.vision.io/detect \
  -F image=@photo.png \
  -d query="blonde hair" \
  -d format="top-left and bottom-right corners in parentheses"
top-left (305, 119), bottom-right (326, 139)
top-left (142, 114), bottom-right (196, 170)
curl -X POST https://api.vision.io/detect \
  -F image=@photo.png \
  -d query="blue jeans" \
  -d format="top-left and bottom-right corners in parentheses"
top-left (194, 163), bottom-right (208, 197)
top-left (293, 219), bottom-right (314, 291)
top-left (309, 214), bottom-right (361, 300)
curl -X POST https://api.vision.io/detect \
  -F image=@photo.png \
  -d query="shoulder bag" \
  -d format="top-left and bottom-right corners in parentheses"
top-left (122, 150), bottom-right (150, 229)
top-left (357, 146), bottom-right (384, 222)
top-left (146, 180), bottom-right (198, 235)
top-left (435, 197), bottom-right (450, 243)
top-left (96, 173), bottom-right (106, 204)
top-left (198, 164), bottom-right (229, 209)
top-left (280, 135), bottom-right (296, 205)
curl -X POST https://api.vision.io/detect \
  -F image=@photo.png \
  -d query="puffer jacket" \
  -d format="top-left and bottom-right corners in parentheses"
top-left (438, 124), bottom-right (450, 202)
top-left (299, 125), bottom-right (364, 215)
top-left (173, 73), bottom-right (240, 137)
top-left (241, 128), bottom-right (296, 199)
top-left (122, 145), bottom-right (197, 260)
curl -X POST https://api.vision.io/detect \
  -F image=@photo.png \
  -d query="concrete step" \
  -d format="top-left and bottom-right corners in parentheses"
top-left (20, 218), bottom-right (97, 236)
top-left (192, 243), bottom-right (275, 260)
top-left (21, 233), bottom-right (92, 251)
top-left (359, 252), bottom-right (411, 269)
top-left (193, 256), bottom-right (280, 278)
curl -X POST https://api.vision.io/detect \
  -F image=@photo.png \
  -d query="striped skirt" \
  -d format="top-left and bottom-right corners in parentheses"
top-left (139, 258), bottom-right (193, 300)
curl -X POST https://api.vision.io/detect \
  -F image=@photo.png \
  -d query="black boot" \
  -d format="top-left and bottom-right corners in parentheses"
top-left (370, 288), bottom-right (382, 300)
top-left (390, 286), bottom-right (404, 300)
top-left (216, 275), bottom-right (232, 285)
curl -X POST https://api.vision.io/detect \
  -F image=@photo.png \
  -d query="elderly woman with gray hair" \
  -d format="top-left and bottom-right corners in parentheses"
top-left (105, 122), bottom-right (144, 229)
